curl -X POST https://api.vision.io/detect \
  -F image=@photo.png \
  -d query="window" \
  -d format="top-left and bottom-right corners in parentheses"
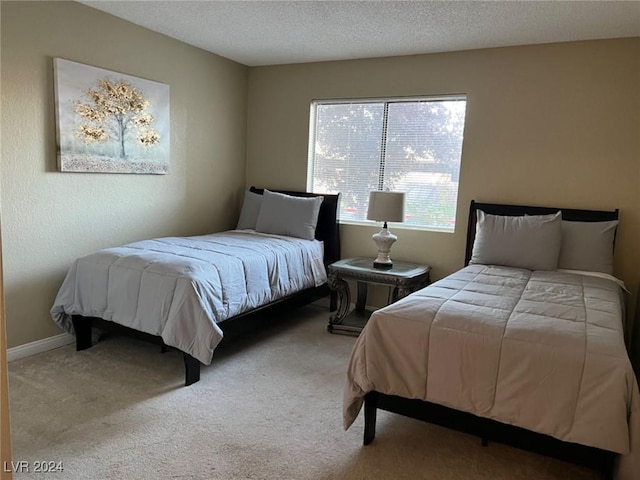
top-left (307, 96), bottom-right (467, 232)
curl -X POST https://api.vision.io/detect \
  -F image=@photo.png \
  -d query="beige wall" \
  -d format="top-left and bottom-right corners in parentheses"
top-left (247, 38), bottom-right (640, 340)
top-left (1, 1), bottom-right (248, 348)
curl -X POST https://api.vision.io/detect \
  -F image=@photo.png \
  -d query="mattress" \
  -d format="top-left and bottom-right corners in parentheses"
top-left (51, 230), bottom-right (326, 364)
top-left (344, 264), bottom-right (640, 477)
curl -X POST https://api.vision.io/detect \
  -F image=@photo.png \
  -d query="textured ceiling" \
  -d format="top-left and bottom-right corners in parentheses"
top-left (80, 1), bottom-right (640, 66)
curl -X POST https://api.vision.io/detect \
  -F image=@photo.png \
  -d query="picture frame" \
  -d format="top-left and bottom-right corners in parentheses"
top-left (53, 58), bottom-right (170, 174)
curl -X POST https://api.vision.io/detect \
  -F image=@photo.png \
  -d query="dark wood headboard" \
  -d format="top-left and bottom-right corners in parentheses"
top-left (249, 187), bottom-right (341, 265)
top-left (465, 200), bottom-right (619, 266)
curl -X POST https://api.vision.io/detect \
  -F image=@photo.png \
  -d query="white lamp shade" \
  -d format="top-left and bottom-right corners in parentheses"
top-left (367, 191), bottom-right (406, 222)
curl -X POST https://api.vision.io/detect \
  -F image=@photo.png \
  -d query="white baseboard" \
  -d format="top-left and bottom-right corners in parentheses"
top-left (8, 333), bottom-right (75, 362)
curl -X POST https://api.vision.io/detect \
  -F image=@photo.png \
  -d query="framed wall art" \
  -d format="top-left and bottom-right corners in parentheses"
top-left (53, 58), bottom-right (170, 174)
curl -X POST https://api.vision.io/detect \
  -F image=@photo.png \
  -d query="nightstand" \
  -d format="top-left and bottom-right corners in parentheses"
top-left (327, 257), bottom-right (431, 335)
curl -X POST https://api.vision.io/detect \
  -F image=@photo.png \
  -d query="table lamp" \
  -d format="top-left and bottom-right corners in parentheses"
top-left (367, 191), bottom-right (406, 269)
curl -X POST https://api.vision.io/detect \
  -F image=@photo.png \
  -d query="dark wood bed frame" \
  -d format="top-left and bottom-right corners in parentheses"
top-left (71, 187), bottom-right (341, 387)
top-left (363, 199), bottom-right (620, 479)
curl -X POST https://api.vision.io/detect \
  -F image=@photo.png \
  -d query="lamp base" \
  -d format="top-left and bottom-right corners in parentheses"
top-left (372, 226), bottom-right (397, 270)
top-left (373, 260), bottom-right (393, 270)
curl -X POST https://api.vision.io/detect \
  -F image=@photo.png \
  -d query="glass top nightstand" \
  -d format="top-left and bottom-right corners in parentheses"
top-left (327, 257), bottom-right (431, 335)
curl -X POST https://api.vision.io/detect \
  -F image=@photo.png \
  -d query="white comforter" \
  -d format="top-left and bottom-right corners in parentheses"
top-left (51, 230), bottom-right (326, 364)
top-left (344, 265), bottom-right (640, 479)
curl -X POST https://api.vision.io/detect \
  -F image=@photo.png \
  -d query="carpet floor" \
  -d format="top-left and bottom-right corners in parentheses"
top-left (9, 303), bottom-right (599, 479)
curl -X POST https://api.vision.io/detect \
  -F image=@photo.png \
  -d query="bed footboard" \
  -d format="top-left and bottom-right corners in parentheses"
top-left (68, 284), bottom-right (327, 387)
top-left (364, 391), bottom-right (615, 479)
top-left (71, 315), bottom-right (201, 387)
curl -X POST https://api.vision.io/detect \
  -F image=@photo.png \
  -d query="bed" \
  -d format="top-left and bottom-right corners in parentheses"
top-left (343, 200), bottom-right (640, 480)
top-left (51, 187), bottom-right (340, 386)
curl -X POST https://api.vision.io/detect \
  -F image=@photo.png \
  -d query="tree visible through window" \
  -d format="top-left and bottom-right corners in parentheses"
top-left (307, 96), bottom-right (467, 232)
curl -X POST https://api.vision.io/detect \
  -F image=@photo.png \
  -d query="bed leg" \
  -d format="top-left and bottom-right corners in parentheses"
top-left (602, 453), bottom-right (615, 480)
top-left (71, 315), bottom-right (93, 351)
top-left (363, 392), bottom-right (378, 445)
top-left (183, 352), bottom-right (201, 386)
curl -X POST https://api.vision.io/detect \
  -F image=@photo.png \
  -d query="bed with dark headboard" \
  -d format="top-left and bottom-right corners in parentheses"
top-left (464, 200), bottom-right (619, 266)
top-left (344, 200), bottom-right (639, 479)
top-left (51, 188), bottom-right (340, 386)
top-left (249, 187), bottom-right (340, 265)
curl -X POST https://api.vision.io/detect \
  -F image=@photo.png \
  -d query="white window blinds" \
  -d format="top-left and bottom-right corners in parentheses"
top-left (308, 96), bottom-right (467, 232)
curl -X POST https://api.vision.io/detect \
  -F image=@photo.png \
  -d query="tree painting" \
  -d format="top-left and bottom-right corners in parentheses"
top-left (74, 78), bottom-right (160, 159)
top-left (54, 58), bottom-right (170, 174)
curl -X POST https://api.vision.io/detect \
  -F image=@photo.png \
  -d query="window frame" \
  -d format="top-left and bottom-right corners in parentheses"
top-left (307, 94), bottom-right (467, 233)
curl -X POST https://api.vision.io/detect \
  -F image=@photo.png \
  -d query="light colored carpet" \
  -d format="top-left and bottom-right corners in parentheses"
top-left (9, 303), bottom-right (599, 479)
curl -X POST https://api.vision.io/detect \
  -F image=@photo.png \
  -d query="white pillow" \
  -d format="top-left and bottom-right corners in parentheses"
top-left (558, 220), bottom-right (618, 274)
top-left (236, 190), bottom-right (263, 230)
top-left (255, 190), bottom-right (323, 240)
top-left (470, 211), bottom-right (562, 271)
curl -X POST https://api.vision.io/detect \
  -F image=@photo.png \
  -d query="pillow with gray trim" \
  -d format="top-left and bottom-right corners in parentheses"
top-left (236, 190), bottom-right (263, 230)
top-left (255, 189), bottom-right (323, 240)
top-left (470, 210), bottom-right (562, 271)
top-left (558, 220), bottom-right (618, 274)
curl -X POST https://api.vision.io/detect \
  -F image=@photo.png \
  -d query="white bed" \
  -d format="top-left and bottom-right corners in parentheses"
top-left (51, 188), bottom-right (341, 385)
top-left (51, 230), bottom-right (327, 365)
top-left (343, 201), bottom-right (639, 479)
